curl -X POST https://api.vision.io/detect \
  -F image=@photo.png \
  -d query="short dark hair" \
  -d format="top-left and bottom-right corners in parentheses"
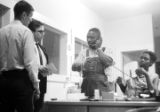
top-left (28, 20), bottom-right (43, 32)
top-left (88, 28), bottom-right (101, 39)
top-left (143, 51), bottom-right (157, 63)
top-left (14, 0), bottom-right (34, 19)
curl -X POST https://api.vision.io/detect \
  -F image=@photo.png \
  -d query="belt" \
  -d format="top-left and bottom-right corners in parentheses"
top-left (1, 69), bottom-right (28, 78)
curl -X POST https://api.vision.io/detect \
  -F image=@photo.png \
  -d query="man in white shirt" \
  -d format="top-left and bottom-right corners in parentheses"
top-left (0, 1), bottom-right (39, 112)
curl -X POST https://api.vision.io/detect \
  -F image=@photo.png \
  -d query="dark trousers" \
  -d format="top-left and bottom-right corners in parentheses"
top-left (34, 93), bottom-right (45, 112)
top-left (0, 69), bottom-right (34, 112)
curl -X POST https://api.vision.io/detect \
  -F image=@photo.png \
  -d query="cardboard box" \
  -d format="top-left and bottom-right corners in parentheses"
top-left (101, 91), bottom-right (115, 100)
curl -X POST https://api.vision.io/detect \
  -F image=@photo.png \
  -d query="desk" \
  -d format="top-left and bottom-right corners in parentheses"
top-left (42, 100), bottom-right (160, 112)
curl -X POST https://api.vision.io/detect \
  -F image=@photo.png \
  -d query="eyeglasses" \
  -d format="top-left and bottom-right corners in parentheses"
top-left (37, 30), bottom-right (45, 34)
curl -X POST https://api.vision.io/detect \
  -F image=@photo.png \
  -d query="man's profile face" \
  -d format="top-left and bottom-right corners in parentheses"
top-left (34, 25), bottom-right (45, 42)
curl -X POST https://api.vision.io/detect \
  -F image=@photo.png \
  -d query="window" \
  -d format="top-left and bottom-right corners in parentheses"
top-left (43, 25), bottom-right (67, 75)
top-left (75, 37), bottom-right (88, 58)
top-left (0, 4), bottom-right (10, 28)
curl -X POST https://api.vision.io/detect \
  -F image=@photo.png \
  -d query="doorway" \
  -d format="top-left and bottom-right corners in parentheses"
top-left (43, 24), bottom-right (67, 75)
top-left (122, 49), bottom-right (147, 79)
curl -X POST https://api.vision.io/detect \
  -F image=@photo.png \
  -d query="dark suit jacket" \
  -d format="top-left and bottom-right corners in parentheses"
top-left (37, 43), bottom-right (49, 94)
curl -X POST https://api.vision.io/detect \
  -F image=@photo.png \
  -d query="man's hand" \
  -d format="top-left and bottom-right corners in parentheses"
top-left (39, 66), bottom-right (49, 77)
top-left (34, 89), bottom-right (40, 100)
top-left (47, 63), bottom-right (57, 74)
top-left (72, 63), bottom-right (82, 72)
top-left (33, 81), bottom-right (40, 99)
top-left (95, 38), bottom-right (102, 49)
top-left (97, 49), bottom-right (114, 67)
top-left (135, 68), bottom-right (148, 77)
top-left (116, 76), bottom-right (127, 93)
top-left (116, 77), bottom-right (124, 85)
top-left (39, 63), bottom-right (57, 77)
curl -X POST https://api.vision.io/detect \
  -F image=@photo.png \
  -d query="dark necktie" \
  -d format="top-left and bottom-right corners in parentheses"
top-left (36, 43), bottom-right (43, 65)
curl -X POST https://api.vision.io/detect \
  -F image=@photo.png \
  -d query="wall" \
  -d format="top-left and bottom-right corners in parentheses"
top-left (153, 15), bottom-right (160, 62)
top-left (103, 14), bottom-right (154, 77)
top-left (5, 0), bottom-right (106, 47)
top-left (43, 29), bottom-right (60, 73)
top-left (154, 37), bottom-right (160, 61)
top-left (23, 0), bottom-right (105, 41)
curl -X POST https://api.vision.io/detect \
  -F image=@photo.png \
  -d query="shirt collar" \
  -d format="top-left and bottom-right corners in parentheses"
top-left (11, 20), bottom-right (23, 25)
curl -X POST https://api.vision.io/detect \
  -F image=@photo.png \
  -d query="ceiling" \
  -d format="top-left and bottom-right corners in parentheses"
top-left (80, 0), bottom-right (160, 21)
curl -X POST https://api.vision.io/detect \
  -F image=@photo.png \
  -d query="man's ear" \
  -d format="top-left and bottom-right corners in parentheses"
top-left (20, 12), bottom-right (26, 20)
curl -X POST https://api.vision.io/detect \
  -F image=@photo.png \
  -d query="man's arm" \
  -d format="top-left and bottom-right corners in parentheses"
top-left (97, 49), bottom-right (114, 67)
top-left (116, 77), bottom-right (127, 93)
top-left (23, 30), bottom-right (39, 91)
top-left (136, 68), bottom-right (159, 96)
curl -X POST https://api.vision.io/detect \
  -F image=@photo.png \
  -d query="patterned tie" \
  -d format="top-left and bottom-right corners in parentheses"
top-left (36, 43), bottom-right (43, 65)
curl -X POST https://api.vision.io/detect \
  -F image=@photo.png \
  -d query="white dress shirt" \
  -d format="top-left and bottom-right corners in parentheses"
top-left (35, 42), bottom-right (47, 66)
top-left (0, 20), bottom-right (39, 82)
